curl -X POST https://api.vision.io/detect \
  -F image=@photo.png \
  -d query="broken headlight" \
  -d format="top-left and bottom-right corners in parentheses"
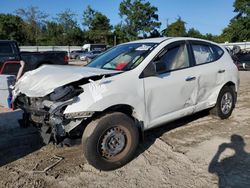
top-left (49, 86), bottom-right (83, 102)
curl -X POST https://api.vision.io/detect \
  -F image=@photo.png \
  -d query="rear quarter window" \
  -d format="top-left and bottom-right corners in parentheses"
top-left (212, 45), bottom-right (224, 57)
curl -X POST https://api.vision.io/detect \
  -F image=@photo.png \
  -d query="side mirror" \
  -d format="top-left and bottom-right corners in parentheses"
top-left (155, 61), bottom-right (166, 73)
top-left (139, 62), bottom-right (157, 78)
top-left (139, 61), bottom-right (166, 78)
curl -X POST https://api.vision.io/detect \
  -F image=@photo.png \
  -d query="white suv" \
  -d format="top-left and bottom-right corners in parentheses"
top-left (13, 37), bottom-right (239, 170)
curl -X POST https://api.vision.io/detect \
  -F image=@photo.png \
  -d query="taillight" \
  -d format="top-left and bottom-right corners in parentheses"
top-left (64, 55), bottom-right (69, 64)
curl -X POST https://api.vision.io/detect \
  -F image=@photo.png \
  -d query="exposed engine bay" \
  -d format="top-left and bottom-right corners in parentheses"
top-left (15, 85), bottom-right (87, 144)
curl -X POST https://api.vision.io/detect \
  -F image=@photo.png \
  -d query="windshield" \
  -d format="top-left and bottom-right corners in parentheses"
top-left (87, 43), bottom-right (157, 71)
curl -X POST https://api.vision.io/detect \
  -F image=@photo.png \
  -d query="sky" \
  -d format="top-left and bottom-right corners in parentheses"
top-left (0, 0), bottom-right (236, 35)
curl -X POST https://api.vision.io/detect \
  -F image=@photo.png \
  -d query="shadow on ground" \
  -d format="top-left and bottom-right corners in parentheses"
top-left (0, 109), bottom-right (212, 168)
top-left (209, 134), bottom-right (250, 187)
top-left (0, 111), bottom-right (43, 167)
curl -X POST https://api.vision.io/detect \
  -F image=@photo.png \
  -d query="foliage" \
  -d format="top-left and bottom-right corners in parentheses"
top-left (39, 21), bottom-right (64, 45)
top-left (221, 0), bottom-right (250, 42)
top-left (82, 6), bottom-right (112, 44)
top-left (119, 0), bottom-right (161, 40)
top-left (0, 14), bottom-right (26, 44)
top-left (163, 17), bottom-right (186, 37)
top-left (113, 24), bottom-right (129, 44)
top-left (82, 5), bottom-right (96, 30)
top-left (0, 0), bottom-right (248, 45)
top-left (186, 28), bottom-right (203, 38)
top-left (54, 9), bottom-right (83, 45)
top-left (15, 6), bottom-right (48, 45)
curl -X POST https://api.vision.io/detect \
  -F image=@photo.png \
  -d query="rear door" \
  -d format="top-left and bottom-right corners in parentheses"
top-left (188, 41), bottom-right (225, 111)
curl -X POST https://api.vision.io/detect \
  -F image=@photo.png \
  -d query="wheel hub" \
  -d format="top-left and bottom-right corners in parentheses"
top-left (221, 92), bottom-right (233, 114)
top-left (100, 127), bottom-right (126, 159)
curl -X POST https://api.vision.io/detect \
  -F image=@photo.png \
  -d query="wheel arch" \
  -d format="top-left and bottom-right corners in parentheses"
top-left (223, 81), bottom-right (236, 92)
top-left (90, 104), bottom-right (144, 141)
top-left (219, 81), bottom-right (237, 107)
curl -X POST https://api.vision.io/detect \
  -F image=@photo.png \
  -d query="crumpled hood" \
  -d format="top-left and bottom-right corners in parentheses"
top-left (14, 65), bottom-right (120, 98)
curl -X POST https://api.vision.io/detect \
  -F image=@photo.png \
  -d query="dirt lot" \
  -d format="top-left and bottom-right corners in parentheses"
top-left (0, 72), bottom-right (249, 188)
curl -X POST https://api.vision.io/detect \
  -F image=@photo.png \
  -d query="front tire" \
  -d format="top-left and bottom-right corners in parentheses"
top-left (82, 112), bottom-right (139, 171)
top-left (210, 86), bottom-right (235, 119)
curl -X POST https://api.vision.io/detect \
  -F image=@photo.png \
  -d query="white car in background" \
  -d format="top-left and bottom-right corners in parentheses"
top-left (13, 37), bottom-right (239, 171)
top-left (79, 50), bottom-right (103, 61)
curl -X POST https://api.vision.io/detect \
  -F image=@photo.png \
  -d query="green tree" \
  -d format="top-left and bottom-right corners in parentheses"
top-left (221, 0), bottom-right (250, 42)
top-left (186, 28), bottom-right (223, 43)
top-left (163, 17), bottom-right (186, 37)
top-left (15, 6), bottom-right (48, 45)
top-left (113, 24), bottom-right (130, 44)
top-left (234, 0), bottom-right (250, 18)
top-left (56, 9), bottom-right (78, 31)
top-left (83, 6), bottom-right (112, 44)
top-left (0, 14), bottom-right (26, 44)
top-left (82, 5), bottom-right (96, 30)
top-left (55, 9), bottom-right (83, 45)
top-left (119, 0), bottom-right (161, 40)
top-left (187, 28), bottom-right (203, 38)
top-left (39, 21), bottom-right (64, 45)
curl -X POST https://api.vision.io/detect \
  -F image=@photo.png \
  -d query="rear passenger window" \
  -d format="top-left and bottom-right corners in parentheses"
top-left (192, 44), bottom-right (216, 65)
top-left (191, 43), bottom-right (224, 65)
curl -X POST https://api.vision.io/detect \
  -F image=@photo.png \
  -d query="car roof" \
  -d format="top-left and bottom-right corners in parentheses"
top-left (126, 37), bottom-right (171, 44)
top-left (125, 37), bottom-right (220, 45)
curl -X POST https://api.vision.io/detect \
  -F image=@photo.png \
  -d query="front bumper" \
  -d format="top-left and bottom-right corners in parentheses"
top-left (14, 95), bottom-right (86, 144)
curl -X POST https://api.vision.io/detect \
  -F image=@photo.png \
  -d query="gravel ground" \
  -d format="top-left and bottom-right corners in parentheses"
top-left (0, 72), bottom-right (249, 188)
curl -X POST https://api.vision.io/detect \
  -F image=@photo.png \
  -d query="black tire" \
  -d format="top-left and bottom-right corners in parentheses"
top-left (210, 86), bottom-right (235, 119)
top-left (82, 112), bottom-right (139, 171)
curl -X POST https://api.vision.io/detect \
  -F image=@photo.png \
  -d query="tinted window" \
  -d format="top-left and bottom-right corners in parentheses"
top-left (0, 43), bottom-right (13, 54)
top-left (154, 43), bottom-right (190, 73)
top-left (212, 45), bottom-right (224, 56)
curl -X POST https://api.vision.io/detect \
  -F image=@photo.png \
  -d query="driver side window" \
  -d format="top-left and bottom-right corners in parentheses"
top-left (154, 43), bottom-right (190, 74)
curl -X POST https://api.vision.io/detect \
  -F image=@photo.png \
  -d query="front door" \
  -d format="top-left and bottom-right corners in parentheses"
top-left (143, 41), bottom-right (197, 128)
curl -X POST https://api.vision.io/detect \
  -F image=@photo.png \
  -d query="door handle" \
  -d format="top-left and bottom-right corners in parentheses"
top-left (218, 69), bottom-right (225, 73)
top-left (185, 76), bottom-right (196, 81)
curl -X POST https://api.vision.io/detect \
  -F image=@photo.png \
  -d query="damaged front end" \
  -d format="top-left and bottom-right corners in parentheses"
top-left (12, 65), bottom-right (122, 144)
top-left (14, 85), bottom-right (91, 144)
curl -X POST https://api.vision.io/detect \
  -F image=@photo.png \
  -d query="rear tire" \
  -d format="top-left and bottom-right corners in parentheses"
top-left (82, 112), bottom-right (139, 171)
top-left (210, 86), bottom-right (235, 119)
